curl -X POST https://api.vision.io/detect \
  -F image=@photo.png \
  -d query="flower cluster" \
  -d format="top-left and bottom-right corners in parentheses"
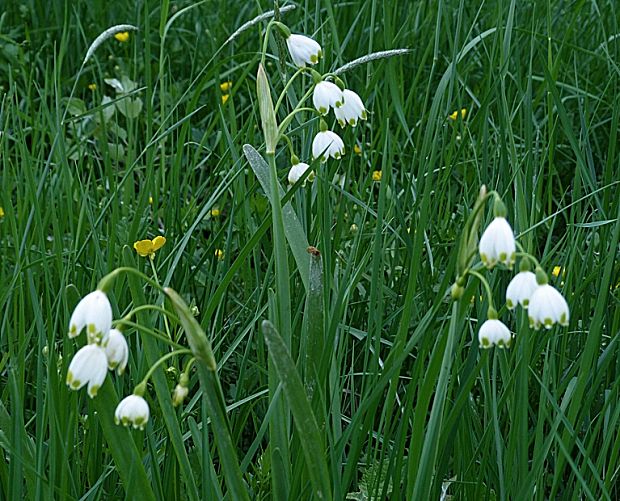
top-left (276, 26), bottom-right (367, 184)
top-left (66, 291), bottom-right (129, 396)
top-left (66, 289), bottom-right (149, 429)
top-left (463, 194), bottom-right (570, 349)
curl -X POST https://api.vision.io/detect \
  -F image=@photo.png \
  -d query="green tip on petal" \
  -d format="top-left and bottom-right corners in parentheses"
top-left (481, 337), bottom-right (490, 348)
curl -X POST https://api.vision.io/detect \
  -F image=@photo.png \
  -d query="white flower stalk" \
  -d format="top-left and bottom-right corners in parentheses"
top-left (115, 394), bottom-right (150, 430)
top-left (478, 319), bottom-right (512, 349)
top-left (66, 344), bottom-right (108, 398)
top-left (334, 89), bottom-right (367, 127)
top-left (286, 34), bottom-right (322, 67)
top-left (313, 81), bottom-right (344, 115)
top-left (105, 329), bottom-right (129, 375)
top-left (506, 271), bottom-right (538, 309)
top-left (68, 290), bottom-right (113, 345)
top-left (312, 130), bottom-right (345, 162)
top-left (479, 217), bottom-right (516, 269)
top-left (528, 284), bottom-right (570, 330)
top-left (288, 161), bottom-right (312, 185)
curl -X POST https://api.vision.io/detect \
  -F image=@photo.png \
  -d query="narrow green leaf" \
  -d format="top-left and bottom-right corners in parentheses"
top-left (261, 320), bottom-right (332, 501)
top-left (243, 144), bottom-right (310, 291)
top-left (165, 287), bottom-right (250, 501)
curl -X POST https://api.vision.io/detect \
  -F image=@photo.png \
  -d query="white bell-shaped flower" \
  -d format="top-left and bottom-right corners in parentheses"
top-left (286, 34), bottom-right (322, 67)
top-left (68, 290), bottom-right (112, 345)
top-left (105, 328), bottom-right (129, 375)
top-left (66, 344), bottom-right (108, 398)
top-left (528, 284), bottom-right (570, 330)
top-left (172, 384), bottom-right (189, 407)
top-left (506, 271), bottom-right (538, 309)
top-left (313, 81), bottom-right (344, 115)
top-left (478, 319), bottom-right (512, 349)
top-left (334, 89), bottom-right (367, 127)
top-left (115, 394), bottom-right (150, 430)
top-left (479, 217), bottom-right (516, 269)
top-left (312, 130), bottom-right (345, 162)
top-left (288, 161), bottom-right (312, 185)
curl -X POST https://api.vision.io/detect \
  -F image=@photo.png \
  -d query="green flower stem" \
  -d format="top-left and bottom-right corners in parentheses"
top-left (278, 106), bottom-right (320, 135)
top-left (260, 20), bottom-right (276, 66)
top-left (467, 269), bottom-right (496, 310)
top-left (119, 304), bottom-right (180, 327)
top-left (149, 258), bottom-right (173, 339)
top-left (136, 348), bottom-right (193, 389)
top-left (274, 67), bottom-right (307, 113)
top-left (266, 151), bottom-right (293, 497)
top-left (280, 134), bottom-right (296, 158)
top-left (97, 266), bottom-right (165, 295)
top-left (514, 245), bottom-right (541, 269)
top-left (266, 153), bottom-right (292, 344)
top-left (112, 319), bottom-right (184, 350)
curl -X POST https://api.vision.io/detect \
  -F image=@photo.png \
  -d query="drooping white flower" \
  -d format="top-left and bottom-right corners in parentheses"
top-left (506, 271), bottom-right (538, 309)
top-left (313, 81), bottom-right (344, 115)
top-left (286, 34), bottom-right (322, 67)
top-left (66, 344), bottom-right (109, 398)
top-left (288, 162), bottom-right (312, 185)
top-left (105, 328), bottom-right (129, 375)
top-left (68, 290), bottom-right (113, 345)
top-left (115, 394), bottom-right (150, 430)
top-left (172, 384), bottom-right (189, 407)
top-left (312, 130), bottom-right (345, 162)
top-left (479, 217), bottom-right (516, 269)
top-left (528, 284), bottom-right (570, 330)
top-left (334, 89), bottom-right (367, 127)
top-left (478, 319), bottom-right (512, 349)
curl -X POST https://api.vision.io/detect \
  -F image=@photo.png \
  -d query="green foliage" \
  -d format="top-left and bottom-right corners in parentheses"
top-left (1, 0), bottom-right (619, 499)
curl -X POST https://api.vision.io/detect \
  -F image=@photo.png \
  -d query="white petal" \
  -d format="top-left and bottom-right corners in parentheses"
top-left (115, 395), bottom-right (150, 429)
top-left (313, 82), bottom-right (343, 115)
top-left (312, 131), bottom-right (345, 162)
top-left (286, 34), bottom-right (322, 67)
top-left (506, 271), bottom-right (538, 309)
top-left (68, 290), bottom-right (113, 344)
top-left (479, 217), bottom-right (516, 269)
top-left (66, 344), bottom-right (108, 397)
top-left (288, 162), bottom-right (311, 185)
top-left (479, 319), bottom-right (511, 348)
top-left (105, 329), bottom-right (129, 374)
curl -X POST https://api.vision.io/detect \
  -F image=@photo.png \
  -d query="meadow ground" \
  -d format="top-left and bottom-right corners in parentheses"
top-left (1, 0), bottom-right (619, 499)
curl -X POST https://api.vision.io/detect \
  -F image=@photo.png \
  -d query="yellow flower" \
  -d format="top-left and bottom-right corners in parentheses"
top-left (353, 144), bottom-right (362, 155)
top-left (148, 195), bottom-right (153, 205)
top-left (552, 266), bottom-right (563, 278)
top-left (220, 81), bottom-right (232, 92)
top-left (0, 207), bottom-right (4, 218)
top-left (114, 32), bottom-right (130, 43)
top-left (215, 249), bottom-right (224, 260)
top-left (372, 170), bottom-right (382, 182)
top-left (221, 94), bottom-right (230, 105)
top-left (134, 236), bottom-right (166, 258)
top-left (448, 108), bottom-right (467, 121)
top-left (88, 83), bottom-right (97, 91)
top-left (210, 208), bottom-right (221, 217)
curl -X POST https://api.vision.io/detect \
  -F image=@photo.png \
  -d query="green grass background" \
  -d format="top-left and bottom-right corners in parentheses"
top-left (1, 0), bottom-right (619, 499)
